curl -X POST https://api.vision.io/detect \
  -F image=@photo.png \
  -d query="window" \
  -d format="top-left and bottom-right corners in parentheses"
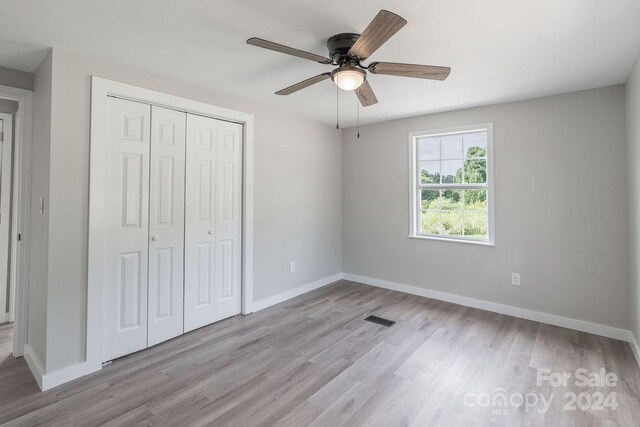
top-left (409, 124), bottom-right (494, 245)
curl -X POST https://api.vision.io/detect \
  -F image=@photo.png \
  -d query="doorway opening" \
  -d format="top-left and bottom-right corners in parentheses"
top-left (0, 85), bottom-right (34, 360)
top-left (0, 109), bottom-right (15, 327)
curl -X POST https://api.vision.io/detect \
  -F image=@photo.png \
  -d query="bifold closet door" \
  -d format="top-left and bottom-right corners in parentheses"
top-left (147, 106), bottom-right (186, 346)
top-left (103, 99), bottom-right (187, 361)
top-left (214, 120), bottom-right (243, 320)
top-left (103, 98), bottom-right (151, 361)
top-left (184, 115), bottom-right (243, 332)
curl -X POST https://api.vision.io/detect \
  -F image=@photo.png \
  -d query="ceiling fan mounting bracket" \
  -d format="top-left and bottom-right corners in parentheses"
top-left (327, 33), bottom-right (360, 64)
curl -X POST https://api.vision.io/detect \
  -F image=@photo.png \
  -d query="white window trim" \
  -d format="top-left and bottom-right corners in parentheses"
top-left (408, 123), bottom-right (495, 246)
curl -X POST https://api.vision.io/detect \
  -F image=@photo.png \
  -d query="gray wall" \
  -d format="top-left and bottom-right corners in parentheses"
top-left (36, 49), bottom-right (342, 372)
top-left (0, 66), bottom-right (33, 91)
top-left (627, 55), bottom-right (640, 341)
top-left (28, 50), bottom-right (53, 370)
top-left (343, 85), bottom-right (629, 329)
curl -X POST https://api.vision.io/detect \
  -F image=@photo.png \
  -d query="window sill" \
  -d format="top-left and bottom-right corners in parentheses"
top-left (408, 234), bottom-right (495, 247)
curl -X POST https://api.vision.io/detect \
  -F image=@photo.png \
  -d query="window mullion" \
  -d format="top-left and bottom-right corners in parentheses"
top-left (417, 184), bottom-right (488, 190)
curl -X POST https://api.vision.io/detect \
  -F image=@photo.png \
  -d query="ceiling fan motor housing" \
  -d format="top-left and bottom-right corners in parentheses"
top-left (327, 33), bottom-right (360, 64)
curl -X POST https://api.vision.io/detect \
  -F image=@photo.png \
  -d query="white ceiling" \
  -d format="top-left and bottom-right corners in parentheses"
top-left (0, 39), bottom-right (49, 72)
top-left (1, 0), bottom-right (639, 127)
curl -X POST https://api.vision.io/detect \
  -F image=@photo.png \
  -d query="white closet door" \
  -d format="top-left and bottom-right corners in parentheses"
top-left (184, 115), bottom-right (242, 332)
top-left (184, 115), bottom-right (217, 331)
top-left (103, 98), bottom-right (151, 362)
top-left (147, 106), bottom-right (186, 346)
top-left (215, 120), bottom-right (243, 319)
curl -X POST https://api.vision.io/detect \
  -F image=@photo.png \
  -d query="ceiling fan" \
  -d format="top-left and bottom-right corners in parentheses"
top-left (246, 10), bottom-right (451, 107)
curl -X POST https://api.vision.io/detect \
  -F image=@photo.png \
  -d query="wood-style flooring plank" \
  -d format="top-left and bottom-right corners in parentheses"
top-left (1, 280), bottom-right (639, 426)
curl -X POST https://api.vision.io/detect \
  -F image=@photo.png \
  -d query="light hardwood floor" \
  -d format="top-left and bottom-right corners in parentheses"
top-left (1, 280), bottom-right (640, 426)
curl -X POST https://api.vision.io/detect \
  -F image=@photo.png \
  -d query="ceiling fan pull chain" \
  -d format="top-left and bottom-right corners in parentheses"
top-left (336, 84), bottom-right (339, 130)
top-left (357, 98), bottom-right (360, 138)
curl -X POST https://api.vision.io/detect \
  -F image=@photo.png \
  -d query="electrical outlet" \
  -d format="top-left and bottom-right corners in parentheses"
top-left (289, 261), bottom-right (296, 273)
top-left (512, 273), bottom-right (521, 286)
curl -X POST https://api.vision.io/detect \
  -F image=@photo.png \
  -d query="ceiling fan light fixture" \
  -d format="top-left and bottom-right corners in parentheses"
top-left (247, 10), bottom-right (450, 107)
top-left (331, 66), bottom-right (366, 91)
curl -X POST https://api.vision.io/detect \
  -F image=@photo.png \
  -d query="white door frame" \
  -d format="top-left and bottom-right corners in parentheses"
top-left (88, 77), bottom-right (254, 372)
top-left (0, 84), bottom-right (33, 358)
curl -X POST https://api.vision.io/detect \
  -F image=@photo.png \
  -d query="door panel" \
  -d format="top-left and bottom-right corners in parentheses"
top-left (220, 239), bottom-right (233, 299)
top-left (148, 106), bottom-right (186, 346)
top-left (153, 248), bottom-right (173, 318)
top-left (215, 121), bottom-right (242, 319)
top-left (184, 115), bottom-right (242, 331)
top-left (121, 153), bottom-right (144, 227)
top-left (119, 251), bottom-right (143, 329)
top-left (184, 115), bottom-right (217, 331)
top-left (103, 98), bottom-right (151, 362)
top-left (196, 241), bottom-right (212, 306)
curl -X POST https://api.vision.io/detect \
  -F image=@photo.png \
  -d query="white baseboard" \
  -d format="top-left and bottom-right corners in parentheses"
top-left (23, 343), bottom-right (99, 391)
top-left (342, 273), bottom-right (631, 342)
top-left (23, 344), bottom-right (45, 390)
top-left (253, 273), bottom-right (343, 312)
top-left (39, 362), bottom-right (98, 391)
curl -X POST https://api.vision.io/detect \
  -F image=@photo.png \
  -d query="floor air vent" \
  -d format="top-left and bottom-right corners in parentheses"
top-left (364, 315), bottom-right (396, 327)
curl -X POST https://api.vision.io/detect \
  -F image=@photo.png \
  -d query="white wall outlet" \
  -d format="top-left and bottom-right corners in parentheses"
top-left (512, 273), bottom-right (521, 286)
top-left (289, 261), bottom-right (296, 273)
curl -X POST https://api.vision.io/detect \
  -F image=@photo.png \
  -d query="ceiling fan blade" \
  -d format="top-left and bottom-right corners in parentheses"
top-left (276, 73), bottom-right (332, 95)
top-left (247, 38), bottom-right (332, 64)
top-left (354, 80), bottom-right (378, 107)
top-left (369, 62), bottom-right (451, 80)
top-left (348, 10), bottom-right (407, 60)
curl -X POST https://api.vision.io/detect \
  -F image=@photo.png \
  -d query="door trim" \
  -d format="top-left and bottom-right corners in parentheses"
top-left (0, 84), bottom-right (33, 359)
top-left (88, 77), bottom-right (254, 373)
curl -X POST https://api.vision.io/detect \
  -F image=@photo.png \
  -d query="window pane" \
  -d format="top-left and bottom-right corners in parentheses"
top-left (419, 137), bottom-right (440, 161)
top-left (412, 127), bottom-right (491, 243)
top-left (442, 189), bottom-right (462, 210)
top-left (441, 210), bottom-right (463, 236)
top-left (441, 134), bottom-right (463, 160)
top-left (463, 212), bottom-right (488, 239)
top-left (420, 189), bottom-right (440, 210)
top-left (463, 132), bottom-right (487, 158)
top-left (441, 160), bottom-right (463, 183)
top-left (463, 189), bottom-right (487, 211)
top-left (420, 210), bottom-right (440, 235)
top-left (420, 161), bottom-right (441, 184)
top-left (463, 159), bottom-right (486, 183)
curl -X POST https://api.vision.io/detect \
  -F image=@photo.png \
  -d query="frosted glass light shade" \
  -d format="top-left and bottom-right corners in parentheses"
top-left (331, 66), bottom-right (366, 91)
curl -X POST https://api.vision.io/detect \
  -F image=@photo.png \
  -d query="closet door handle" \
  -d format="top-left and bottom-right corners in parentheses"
top-left (151, 236), bottom-right (158, 241)
top-left (208, 231), bottom-right (213, 235)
